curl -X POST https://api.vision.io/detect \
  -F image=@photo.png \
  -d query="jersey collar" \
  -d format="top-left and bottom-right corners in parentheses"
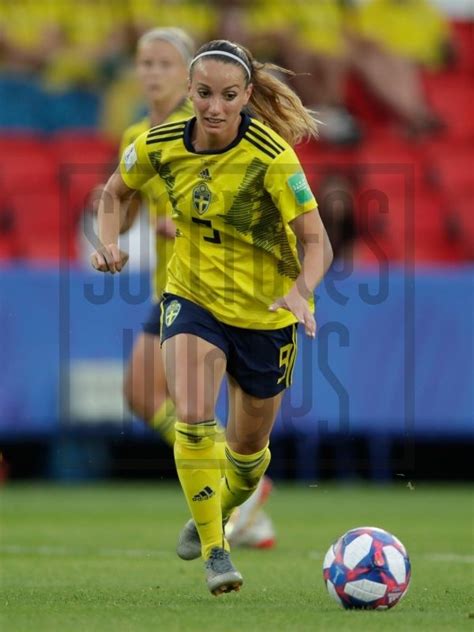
top-left (183, 112), bottom-right (251, 155)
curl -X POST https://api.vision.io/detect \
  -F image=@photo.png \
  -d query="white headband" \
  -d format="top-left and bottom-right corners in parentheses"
top-left (190, 50), bottom-right (251, 79)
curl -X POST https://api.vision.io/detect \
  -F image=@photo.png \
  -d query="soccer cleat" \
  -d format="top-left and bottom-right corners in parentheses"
top-left (177, 476), bottom-right (276, 560)
top-left (205, 547), bottom-right (243, 595)
top-left (226, 509), bottom-right (276, 549)
top-left (225, 476), bottom-right (276, 549)
top-left (176, 519), bottom-right (201, 560)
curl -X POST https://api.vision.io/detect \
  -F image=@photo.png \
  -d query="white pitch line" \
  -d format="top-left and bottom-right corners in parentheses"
top-left (0, 544), bottom-right (171, 558)
top-left (423, 553), bottom-right (474, 564)
top-left (1, 545), bottom-right (473, 563)
top-left (309, 550), bottom-right (474, 563)
top-left (100, 547), bottom-right (171, 558)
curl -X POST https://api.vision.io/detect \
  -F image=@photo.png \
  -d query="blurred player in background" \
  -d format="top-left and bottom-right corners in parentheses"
top-left (92, 38), bottom-right (332, 595)
top-left (111, 27), bottom-right (276, 551)
top-left (118, 26), bottom-right (194, 438)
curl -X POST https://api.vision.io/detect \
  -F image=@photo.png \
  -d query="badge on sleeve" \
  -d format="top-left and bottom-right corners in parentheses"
top-left (123, 143), bottom-right (138, 172)
top-left (287, 172), bottom-right (313, 204)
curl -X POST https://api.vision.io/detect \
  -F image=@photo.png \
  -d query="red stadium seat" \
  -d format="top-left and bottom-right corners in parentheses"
top-left (296, 140), bottom-right (360, 191)
top-left (0, 134), bottom-right (57, 198)
top-left (357, 135), bottom-right (429, 186)
top-left (50, 131), bottom-right (117, 150)
top-left (356, 174), bottom-right (464, 264)
top-left (451, 20), bottom-right (474, 74)
top-left (0, 133), bottom-right (119, 261)
top-left (344, 72), bottom-right (390, 133)
top-left (0, 134), bottom-right (45, 155)
top-left (0, 186), bottom-right (16, 259)
top-left (7, 187), bottom-right (78, 260)
top-left (424, 143), bottom-right (474, 197)
top-left (446, 194), bottom-right (474, 258)
top-left (296, 133), bottom-right (467, 264)
top-left (354, 138), bottom-right (428, 257)
top-left (0, 236), bottom-right (16, 260)
top-left (423, 72), bottom-right (474, 140)
top-left (51, 132), bottom-right (116, 167)
top-left (0, 153), bottom-right (57, 196)
top-left (50, 133), bottom-right (117, 219)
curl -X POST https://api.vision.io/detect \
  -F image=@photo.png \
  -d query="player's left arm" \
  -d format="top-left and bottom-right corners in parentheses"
top-left (266, 147), bottom-right (333, 336)
top-left (291, 207), bottom-right (333, 295)
top-left (270, 208), bottom-right (333, 337)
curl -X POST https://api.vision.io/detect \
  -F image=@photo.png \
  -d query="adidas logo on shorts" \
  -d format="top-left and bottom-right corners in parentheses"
top-left (192, 486), bottom-right (215, 502)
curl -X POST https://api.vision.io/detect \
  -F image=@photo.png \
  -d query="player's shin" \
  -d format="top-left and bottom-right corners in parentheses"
top-left (150, 398), bottom-right (177, 446)
top-left (174, 420), bottom-right (227, 558)
top-left (220, 443), bottom-right (271, 522)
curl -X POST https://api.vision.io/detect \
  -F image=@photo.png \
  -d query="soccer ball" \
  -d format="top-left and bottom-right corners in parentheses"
top-left (323, 526), bottom-right (411, 610)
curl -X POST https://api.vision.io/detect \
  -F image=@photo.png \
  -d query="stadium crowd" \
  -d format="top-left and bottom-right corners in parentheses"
top-left (0, 0), bottom-right (472, 264)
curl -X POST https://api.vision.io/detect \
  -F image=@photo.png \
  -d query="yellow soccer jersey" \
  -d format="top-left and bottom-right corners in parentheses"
top-left (293, 0), bottom-right (346, 57)
top-left (350, 0), bottom-right (449, 67)
top-left (119, 98), bottom-right (193, 299)
top-left (128, 0), bottom-right (216, 43)
top-left (120, 113), bottom-right (317, 330)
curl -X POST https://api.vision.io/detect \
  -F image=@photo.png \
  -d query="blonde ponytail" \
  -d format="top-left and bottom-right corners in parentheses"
top-left (248, 59), bottom-right (318, 146)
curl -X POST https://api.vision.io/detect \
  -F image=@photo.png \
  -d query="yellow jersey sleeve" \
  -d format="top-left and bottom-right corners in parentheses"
top-left (119, 130), bottom-right (157, 191)
top-left (118, 110), bottom-right (191, 301)
top-left (118, 118), bottom-right (150, 159)
top-left (265, 147), bottom-right (317, 224)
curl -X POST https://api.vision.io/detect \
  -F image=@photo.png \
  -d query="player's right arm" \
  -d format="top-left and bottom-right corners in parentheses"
top-left (89, 183), bottom-right (141, 234)
top-left (115, 127), bottom-right (144, 234)
top-left (90, 170), bottom-right (136, 273)
top-left (91, 132), bottom-right (158, 273)
top-left (118, 191), bottom-right (142, 234)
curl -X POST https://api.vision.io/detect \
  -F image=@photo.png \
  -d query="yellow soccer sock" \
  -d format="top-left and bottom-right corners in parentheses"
top-left (151, 400), bottom-right (226, 462)
top-left (150, 399), bottom-right (177, 446)
top-left (215, 423), bottom-right (226, 476)
top-left (220, 443), bottom-right (271, 522)
top-left (174, 420), bottom-right (228, 559)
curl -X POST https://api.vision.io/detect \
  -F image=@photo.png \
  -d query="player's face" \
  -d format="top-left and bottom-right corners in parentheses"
top-left (189, 60), bottom-right (252, 146)
top-left (136, 40), bottom-right (188, 104)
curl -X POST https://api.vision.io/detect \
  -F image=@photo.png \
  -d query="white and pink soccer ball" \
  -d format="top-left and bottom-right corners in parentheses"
top-left (323, 526), bottom-right (411, 610)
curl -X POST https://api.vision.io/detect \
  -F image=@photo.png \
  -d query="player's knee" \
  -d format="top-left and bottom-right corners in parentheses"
top-left (174, 402), bottom-right (214, 424)
top-left (227, 438), bottom-right (269, 455)
top-left (123, 375), bottom-right (147, 420)
top-left (123, 372), bottom-right (134, 409)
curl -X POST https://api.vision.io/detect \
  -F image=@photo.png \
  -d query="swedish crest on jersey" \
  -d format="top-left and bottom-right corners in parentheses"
top-left (192, 182), bottom-right (212, 215)
top-left (164, 300), bottom-right (181, 327)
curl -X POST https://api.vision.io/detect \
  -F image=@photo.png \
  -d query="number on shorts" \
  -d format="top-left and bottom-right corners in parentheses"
top-left (277, 341), bottom-right (296, 386)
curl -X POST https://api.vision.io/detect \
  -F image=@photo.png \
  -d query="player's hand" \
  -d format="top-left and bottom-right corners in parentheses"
top-left (269, 286), bottom-right (316, 338)
top-left (90, 244), bottom-right (129, 274)
top-left (156, 217), bottom-right (176, 239)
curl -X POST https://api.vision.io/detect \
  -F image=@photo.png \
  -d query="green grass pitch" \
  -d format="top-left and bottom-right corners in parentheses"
top-left (1, 482), bottom-right (472, 631)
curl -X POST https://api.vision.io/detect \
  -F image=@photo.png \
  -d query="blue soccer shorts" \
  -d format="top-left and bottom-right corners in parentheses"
top-left (160, 293), bottom-right (297, 399)
top-left (142, 301), bottom-right (162, 336)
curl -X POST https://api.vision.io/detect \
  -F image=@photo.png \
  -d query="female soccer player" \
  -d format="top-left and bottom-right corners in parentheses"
top-left (91, 39), bottom-right (333, 595)
top-left (119, 27), bottom-right (194, 442)
top-left (112, 28), bottom-right (276, 550)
